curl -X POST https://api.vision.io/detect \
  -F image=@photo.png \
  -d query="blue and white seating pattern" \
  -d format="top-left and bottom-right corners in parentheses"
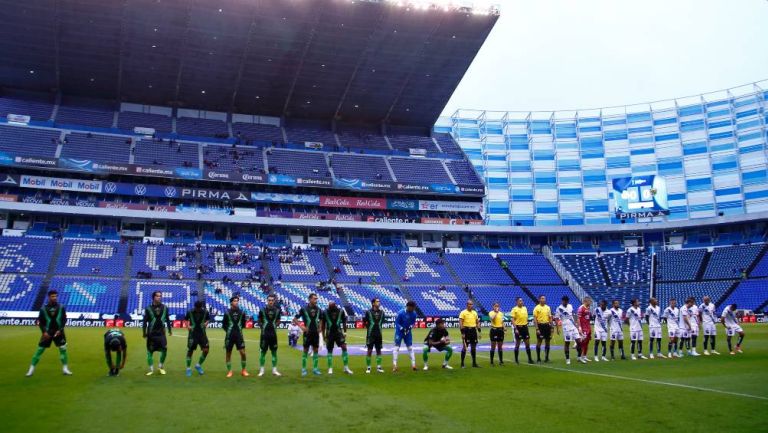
top-left (269, 251), bottom-right (329, 283)
top-left (205, 281), bottom-right (268, 318)
top-left (328, 251), bottom-right (395, 283)
top-left (471, 286), bottom-right (534, 312)
top-left (444, 254), bottom-right (512, 284)
top-left (387, 253), bottom-right (455, 284)
top-left (0, 274), bottom-right (44, 311)
top-left (274, 282), bottom-right (343, 317)
top-left (656, 249), bottom-right (706, 281)
top-left (51, 276), bottom-right (122, 314)
top-left (55, 240), bottom-right (127, 277)
top-left (410, 285), bottom-right (468, 317)
top-left (340, 284), bottom-right (408, 317)
top-left (703, 245), bottom-right (764, 279)
top-left (132, 244), bottom-right (196, 279)
top-left (498, 254), bottom-right (563, 284)
top-left (0, 237), bottom-right (56, 274)
top-left (127, 279), bottom-right (197, 317)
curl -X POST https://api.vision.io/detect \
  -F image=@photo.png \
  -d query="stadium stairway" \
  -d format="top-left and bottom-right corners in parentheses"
top-left (747, 244), bottom-right (768, 277)
top-left (494, 255), bottom-right (538, 303)
top-left (117, 245), bottom-right (134, 316)
top-left (715, 280), bottom-right (742, 307)
top-left (695, 251), bottom-right (713, 280)
top-left (32, 240), bottom-right (64, 311)
top-left (598, 257), bottom-right (612, 287)
top-left (442, 258), bottom-right (465, 286)
top-left (382, 254), bottom-right (402, 283)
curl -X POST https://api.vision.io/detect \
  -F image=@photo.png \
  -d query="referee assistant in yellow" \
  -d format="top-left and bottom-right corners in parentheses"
top-left (533, 295), bottom-right (554, 363)
top-left (511, 297), bottom-right (534, 364)
top-left (488, 302), bottom-right (505, 366)
top-left (459, 300), bottom-right (481, 368)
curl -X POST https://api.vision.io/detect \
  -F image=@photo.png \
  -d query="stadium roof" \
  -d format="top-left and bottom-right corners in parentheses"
top-left (0, 0), bottom-right (498, 127)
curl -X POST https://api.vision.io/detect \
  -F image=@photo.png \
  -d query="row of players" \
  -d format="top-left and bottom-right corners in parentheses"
top-left (23, 290), bottom-right (747, 377)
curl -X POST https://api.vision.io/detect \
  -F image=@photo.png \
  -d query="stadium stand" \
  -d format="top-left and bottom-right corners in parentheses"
top-left (0, 237), bottom-right (56, 274)
top-left (471, 285), bottom-right (534, 312)
top-left (232, 122), bottom-right (284, 144)
top-left (703, 245), bottom-right (764, 279)
top-left (558, 255), bottom-right (606, 287)
top-left (176, 117), bottom-right (228, 138)
top-left (409, 285), bottom-right (468, 317)
top-left (133, 139), bottom-right (199, 167)
top-left (329, 154), bottom-right (394, 181)
top-left (0, 274), bottom-right (45, 312)
top-left (55, 105), bottom-right (114, 129)
top-left (656, 249), bottom-right (707, 281)
top-left (328, 251), bottom-right (396, 284)
top-left (443, 254), bottom-right (512, 284)
top-left (60, 132), bottom-right (132, 164)
top-left (340, 284), bottom-right (408, 316)
top-left (127, 279), bottom-right (197, 316)
top-left (117, 111), bottom-right (173, 133)
top-left (0, 95), bottom-right (54, 121)
top-left (268, 250), bottom-right (330, 283)
top-left (388, 157), bottom-right (453, 184)
top-left (498, 254), bottom-right (563, 284)
top-left (603, 253), bottom-right (651, 286)
top-left (55, 240), bottom-right (128, 277)
top-left (131, 244), bottom-right (197, 279)
top-left (719, 279), bottom-right (768, 312)
top-left (445, 159), bottom-right (483, 186)
top-left (51, 276), bottom-right (122, 314)
top-left (656, 281), bottom-right (736, 309)
top-left (266, 149), bottom-right (330, 178)
top-left (204, 145), bottom-right (265, 175)
top-left (0, 125), bottom-right (60, 158)
top-left (387, 253), bottom-right (456, 284)
top-left (337, 129), bottom-right (390, 152)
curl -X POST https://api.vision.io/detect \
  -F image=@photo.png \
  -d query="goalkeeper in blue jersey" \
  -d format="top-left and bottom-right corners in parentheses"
top-left (392, 301), bottom-right (418, 372)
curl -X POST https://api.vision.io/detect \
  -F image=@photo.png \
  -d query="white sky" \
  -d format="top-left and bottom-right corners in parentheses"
top-left (441, 0), bottom-right (768, 116)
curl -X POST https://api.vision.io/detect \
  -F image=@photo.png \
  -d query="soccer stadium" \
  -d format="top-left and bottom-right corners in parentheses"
top-left (0, 0), bottom-right (766, 431)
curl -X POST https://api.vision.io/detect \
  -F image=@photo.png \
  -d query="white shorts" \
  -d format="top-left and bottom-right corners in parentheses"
top-left (726, 325), bottom-right (743, 336)
top-left (594, 329), bottom-right (608, 342)
top-left (630, 330), bottom-right (644, 341)
top-left (667, 326), bottom-right (678, 338)
top-left (703, 324), bottom-right (716, 336)
top-left (610, 331), bottom-right (624, 341)
top-left (649, 327), bottom-right (662, 339)
top-left (563, 328), bottom-right (581, 342)
top-left (676, 328), bottom-right (690, 339)
top-left (689, 325), bottom-right (699, 336)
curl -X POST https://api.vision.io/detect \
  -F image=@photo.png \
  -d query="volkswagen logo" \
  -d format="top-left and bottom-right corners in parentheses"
top-left (104, 182), bottom-right (117, 193)
top-left (164, 186), bottom-right (177, 198)
top-left (135, 184), bottom-right (147, 196)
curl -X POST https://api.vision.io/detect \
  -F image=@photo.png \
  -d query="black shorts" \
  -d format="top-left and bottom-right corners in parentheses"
top-left (366, 333), bottom-right (383, 351)
top-left (38, 331), bottom-right (66, 348)
top-left (303, 332), bottom-right (320, 349)
top-left (187, 333), bottom-right (209, 351)
top-left (225, 333), bottom-right (245, 352)
top-left (462, 328), bottom-right (478, 345)
top-left (146, 333), bottom-right (167, 352)
top-left (260, 332), bottom-right (278, 352)
top-left (537, 324), bottom-right (552, 340)
top-left (490, 327), bottom-right (505, 342)
top-left (515, 325), bottom-right (530, 340)
top-left (326, 332), bottom-right (346, 351)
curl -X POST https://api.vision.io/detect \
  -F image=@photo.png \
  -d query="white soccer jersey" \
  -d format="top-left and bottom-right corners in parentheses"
top-left (645, 305), bottom-right (662, 328)
top-left (700, 303), bottom-right (717, 326)
top-left (609, 308), bottom-right (624, 333)
top-left (555, 304), bottom-right (578, 331)
top-left (688, 305), bottom-right (700, 327)
top-left (627, 306), bottom-right (643, 332)
top-left (594, 307), bottom-right (610, 333)
top-left (721, 308), bottom-right (739, 328)
top-left (679, 306), bottom-right (691, 330)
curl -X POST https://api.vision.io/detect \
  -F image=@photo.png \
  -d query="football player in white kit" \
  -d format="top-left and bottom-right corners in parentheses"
top-left (593, 299), bottom-right (610, 361)
top-left (663, 298), bottom-right (680, 358)
top-left (555, 296), bottom-right (585, 365)
top-left (608, 299), bottom-right (626, 360)
top-left (645, 298), bottom-right (665, 358)
top-left (699, 296), bottom-right (720, 355)
top-left (678, 298), bottom-right (694, 356)
top-left (627, 299), bottom-right (647, 360)
top-left (687, 297), bottom-right (701, 356)
top-left (721, 304), bottom-right (745, 355)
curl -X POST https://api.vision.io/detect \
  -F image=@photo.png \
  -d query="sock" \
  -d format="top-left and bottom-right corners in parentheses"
top-left (727, 337), bottom-right (732, 351)
top-left (545, 344), bottom-right (550, 360)
top-left (342, 350), bottom-right (349, 367)
top-left (58, 347), bottom-right (68, 365)
top-left (565, 346), bottom-right (570, 360)
top-left (525, 347), bottom-right (531, 361)
top-left (638, 341), bottom-right (643, 355)
top-left (259, 351), bottom-right (267, 367)
top-left (631, 341), bottom-right (635, 354)
top-left (737, 334), bottom-right (744, 346)
top-left (657, 338), bottom-right (662, 353)
top-left (461, 349), bottom-right (466, 366)
top-left (326, 354), bottom-right (333, 368)
top-left (594, 342), bottom-right (599, 356)
top-left (619, 341), bottom-right (625, 357)
top-left (444, 346), bottom-right (453, 363)
top-left (408, 347), bottom-right (416, 366)
top-left (514, 347), bottom-right (519, 363)
top-left (710, 335), bottom-right (716, 350)
top-left (691, 335), bottom-right (697, 349)
top-left (703, 335), bottom-right (709, 349)
top-left (271, 350), bottom-right (278, 367)
top-left (31, 347), bottom-right (45, 366)
top-left (673, 341), bottom-right (677, 352)
top-left (422, 347), bottom-right (429, 363)
top-left (366, 355), bottom-right (371, 367)
top-left (312, 353), bottom-right (319, 369)
top-left (668, 342), bottom-right (673, 353)
top-left (198, 353), bottom-right (207, 365)
top-left (241, 360), bottom-right (247, 370)
top-left (470, 346), bottom-right (476, 365)
top-left (302, 352), bottom-right (308, 369)
top-left (146, 351), bottom-right (154, 367)
top-left (159, 349), bottom-right (167, 365)
top-left (602, 341), bottom-right (607, 356)
top-left (376, 355), bottom-right (382, 367)
top-left (226, 361), bottom-right (232, 372)
top-left (536, 345), bottom-right (541, 361)
top-left (392, 346), bottom-right (399, 366)
top-left (610, 346), bottom-right (615, 358)
top-left (115, 351), bottom-right (122, 368)
top-left (490, 348), bottom-right (495, 363)
top-left (501, 348), bottom-right (506, 363)
top-left (186, 356), bottom-right (192, 368)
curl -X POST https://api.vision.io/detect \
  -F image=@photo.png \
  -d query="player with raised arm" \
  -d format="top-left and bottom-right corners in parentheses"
top-left (363, 298), bottom-right (386, 374)
top-left (627, 298), bottom-right (647, 360)
top-left (700, 296), bottom-right (720, 355)
top-left (488, 302), bottom-right (505, 366)
top-left (142, 290), bottom-right (172, 376)
top-left (321, 301), bottom-right (353, 375)
top-left (26, 290), bottom-right (72, 377)
top-left (223, 296), bottom-right (249, 377)
top-left (593, 299), bottom-right (610, 361)
top-left (392, 301), bottom-right (418, 372)
top-left (459, 299), bottom-right (481, 368)
top-left (511, 297), bottom-right (533, 364)
top-left (645, 298), bottom-right (665, 359)
top-left (422, 319), bottom-right (453, 370)
top-left (663, 298), bottom-right (681, 358)
top-left (721, 304), bottom-right (745, 355)
top-left (294, 293), bottom-right (322, 376)
top-left (687, 297), bottom-right (701, 356)
top-left (577, 297), bottom-right (593, 363)
top-left (608, 299), bottom-right (626, 360)
top-left (257, 294), bottom-right (281, 377)
top-left (555, 295), bottom-right (585, 365)
top-left (185, 300), bottom-right (210, 377)
top-left (104, 328), bottom-right (127, 376)
top-left (533, 295), bottom-right (554, 363)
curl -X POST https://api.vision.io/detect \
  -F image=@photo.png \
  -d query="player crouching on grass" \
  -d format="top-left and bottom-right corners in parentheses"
top-left (721, 304), bottom-right (745, 355)
top-left (26, 290), bottom-right (72, 377)
top-left (422, 319), bottom-right (453, 370)
top-left (104, 328), bottom-right (127, 376)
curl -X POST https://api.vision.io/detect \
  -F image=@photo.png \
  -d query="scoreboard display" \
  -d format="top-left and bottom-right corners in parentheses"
top-left (612, 175), bottom-right (669, 218)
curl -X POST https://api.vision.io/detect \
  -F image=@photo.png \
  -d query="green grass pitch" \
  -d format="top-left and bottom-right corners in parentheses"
top-left (1, 324), bottom-right (766, 433)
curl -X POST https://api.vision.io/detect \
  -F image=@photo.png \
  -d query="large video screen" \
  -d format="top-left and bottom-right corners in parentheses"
top-left (612, 175), bottom-right (669, 217)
